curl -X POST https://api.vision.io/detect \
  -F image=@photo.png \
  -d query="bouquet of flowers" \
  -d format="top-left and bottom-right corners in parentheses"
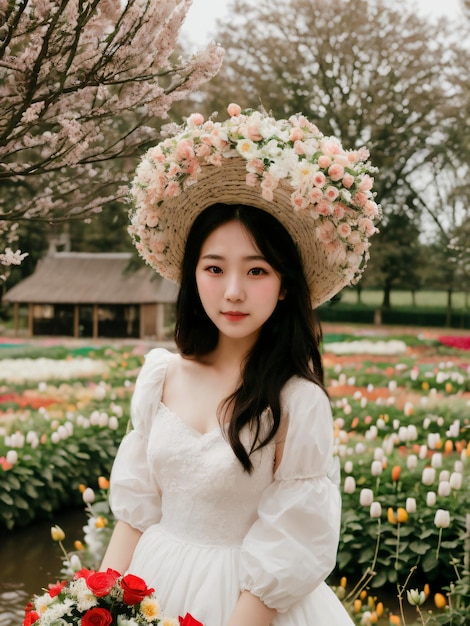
top-left (24, 567), bottom-right (203, 626)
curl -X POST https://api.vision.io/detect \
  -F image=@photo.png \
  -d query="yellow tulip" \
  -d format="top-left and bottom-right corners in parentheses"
top-left (376, 602), bottom-right (384, 617)
top-left (95, 516), bottom-right (108, 528)
top-left (389, 615), bottom-right (401, 625)
top-left (50, 525), bottom-right (65, 542)
top-left (353, 599), bottom-right (362, 613)
top-left (74, 540), bottom-right (84, 551)
top-left (387, 507), bottom-right (397, 524)
top-left (397, 507), bottom-right (408, 523)
top-left (340, 576), bottom-right (347, 588)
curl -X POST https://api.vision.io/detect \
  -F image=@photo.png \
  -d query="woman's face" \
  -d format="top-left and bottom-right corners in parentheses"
top-left (195, 220), bottom-right (284, 345)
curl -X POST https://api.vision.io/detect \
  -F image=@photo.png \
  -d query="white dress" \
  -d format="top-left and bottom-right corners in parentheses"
top-left (109, 348), bottom-right (353, 625)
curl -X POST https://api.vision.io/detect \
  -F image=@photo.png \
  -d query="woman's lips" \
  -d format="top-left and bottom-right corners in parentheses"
top-left (222, 311), bottom-right (249, 321)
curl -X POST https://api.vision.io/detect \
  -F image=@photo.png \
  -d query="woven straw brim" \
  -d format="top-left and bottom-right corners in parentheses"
top-left (157, 156), bottom-right (351, 309)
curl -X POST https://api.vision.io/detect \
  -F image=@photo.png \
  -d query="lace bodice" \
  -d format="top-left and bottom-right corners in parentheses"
top-left (149, 402), bottom-right (274, 545)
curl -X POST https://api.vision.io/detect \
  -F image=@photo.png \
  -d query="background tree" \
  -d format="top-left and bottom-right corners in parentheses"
top-left (0, 0), bottom-right (224, 277)
top-left (191, 0), bottom-right (470, 301)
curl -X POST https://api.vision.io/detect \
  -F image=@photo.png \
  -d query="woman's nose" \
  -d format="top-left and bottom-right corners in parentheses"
top-left (224, 274), bottom-right (245, 301)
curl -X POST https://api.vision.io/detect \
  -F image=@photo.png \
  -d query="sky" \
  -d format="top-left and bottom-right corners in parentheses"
top-left (181, 0), bottom-right (464, 46)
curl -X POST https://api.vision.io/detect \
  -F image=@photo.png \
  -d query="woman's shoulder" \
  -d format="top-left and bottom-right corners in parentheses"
top-left (135, 347), bottom-right (176, 388)
top-left (281, 375), bottom-right (329, 407)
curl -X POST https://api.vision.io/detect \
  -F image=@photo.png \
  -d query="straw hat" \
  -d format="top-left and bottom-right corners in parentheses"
top-left (129, 104), bottom-right (381, 308)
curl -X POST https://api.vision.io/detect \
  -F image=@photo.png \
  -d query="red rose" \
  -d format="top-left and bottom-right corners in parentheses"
top-left (179, 614), bottom-right (204, 626)
top-left (82, 607), bottom-right (113, 626)
top-left (86, 570), bottom-right (120, 597)
top-left (48, 580), bottom-right (67, 597)
top-left (23, 608), bottom-right (40, 626)
top-left (74, 568), bottom-right (96, 581)
top-left (120, 573), bottom-right (154, 605)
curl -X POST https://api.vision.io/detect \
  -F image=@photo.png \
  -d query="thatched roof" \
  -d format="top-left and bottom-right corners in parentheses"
top-left (3, 252), bottom-right (178, 305)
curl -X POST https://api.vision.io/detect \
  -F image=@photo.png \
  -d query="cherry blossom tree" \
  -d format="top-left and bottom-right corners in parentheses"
top-left (0, 0), bottom-right (224, 277)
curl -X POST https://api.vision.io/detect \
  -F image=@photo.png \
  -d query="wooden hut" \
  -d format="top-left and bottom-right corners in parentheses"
top-left (3, 252), bottom-right (178, 339)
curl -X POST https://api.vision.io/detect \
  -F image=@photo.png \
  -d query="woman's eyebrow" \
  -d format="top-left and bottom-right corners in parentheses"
top-left (200, 253), bottom-right (267, 261)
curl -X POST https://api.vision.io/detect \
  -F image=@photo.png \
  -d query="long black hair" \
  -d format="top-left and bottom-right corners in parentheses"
top-left (175, 203), bottom-right (325, 472)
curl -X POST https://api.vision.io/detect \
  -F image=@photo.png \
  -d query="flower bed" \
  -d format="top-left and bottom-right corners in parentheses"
top-left (1, 335), bottom-right (469, 624)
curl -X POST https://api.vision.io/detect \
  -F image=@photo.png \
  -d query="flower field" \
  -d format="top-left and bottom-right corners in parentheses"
top-left (0, 329), bottom-right (469, 625)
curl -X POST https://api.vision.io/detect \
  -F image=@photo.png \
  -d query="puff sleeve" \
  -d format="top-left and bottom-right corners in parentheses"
top-left (109, 348), bottom-right (171, 533)
top-left (239, 378), bottom-right (341, 613)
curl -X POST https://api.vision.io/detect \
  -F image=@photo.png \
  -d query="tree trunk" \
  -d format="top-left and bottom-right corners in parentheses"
top-left (356, 285), bottom-right (362, 304)
top-left (382, 283), bottom-right (391, 309)
top-left (445, 288), bottom-right (453, 327)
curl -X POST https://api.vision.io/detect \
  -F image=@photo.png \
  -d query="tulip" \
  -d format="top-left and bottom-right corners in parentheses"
top-left (438, 481), bottom-right (451, 497)
top-left (434, 509), bottom-right (450, 528)
top-left (406, 498), bottom-right (416, 513)
top-left (439, 470), bottom-right (450, 482)
top-left (340, 576), bottom-right (347, 588)
top-left (422, 467), bottom-right (436, 486)
top-left (387, 508), bottom-right (397, 524)
top-left (371, 460), bottom-right (383, 477)
top-left (344, 476), bottom-right (356, 493)
top-left (427, 491), bottom-right (437, 506)
top-left (370, 502), bottom-right (382, 518)
top-left (406, 454), bottom-right (418, 470)
top-left (396, 507), bottom-right (408, 523)
top-left (431, 452), bottom-right (442, 468)
top-left (344, 460), bottom-right (353, 474)
top-left (449, 472), bottom-right (462, 490)
top-left (353, 599), bottom-right (362, 613)
top-left (98, 476), bottom-right (110, 489)
top-left (407, 589), bottom-right (426, 606)
top-left (389, 614), bottom-right (401, 625)
top-left (360, 488), bottom-right (374, 507)
top-left (434, 592), bottom-right (447, 609)
top-left (51, 525), bottom-right (65, 542)
top-left (391, 465), bottom-right (401, 482)
top-left (82, 487), bottom-right (95, 504)
top-left (5, 450), bottom-right (18, 465)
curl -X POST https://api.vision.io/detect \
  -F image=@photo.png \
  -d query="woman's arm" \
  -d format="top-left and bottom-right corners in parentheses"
top-left (100, 520), bottom-right (142, 573)
top-left (226, 590), bottom-right (276, 626)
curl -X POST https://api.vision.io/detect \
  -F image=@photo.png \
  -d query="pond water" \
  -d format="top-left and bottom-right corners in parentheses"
top-left (0, 508), bottom-right (87, 625)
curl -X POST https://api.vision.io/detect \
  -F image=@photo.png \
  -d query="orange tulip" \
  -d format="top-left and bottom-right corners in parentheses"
top-left (376, 602), bottom-right (384, 617)
top-left (389, 614), bottom-right (401, 625)
top-left (434, 593), bottom-right (447, 609)
top-left (444, 440), bottom-right (453, 454)
top-left (98, 476), bottom-right (110, 489)
top-left (353, 599), bottom-right (362, 613)
top-left (397, 507), bottom-right (408, 523)
top-left (387, 507), bottom-right (397, 524)
top-left (391, 465), bottom-right (401, 482)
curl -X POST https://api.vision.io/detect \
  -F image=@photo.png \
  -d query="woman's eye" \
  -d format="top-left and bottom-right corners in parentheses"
top-left (248, 267), bottom-right (267, 276)
top-left (206, 266), bottom-right (222, 274)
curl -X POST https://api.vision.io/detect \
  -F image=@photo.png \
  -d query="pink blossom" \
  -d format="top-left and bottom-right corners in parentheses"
top-left (363, 200), bottom-right (379, 218)
top-left (195, 143), bottom-right (211, 158)
top-left (359, 174), bottom-right (374, 191)
top-left (291, 191), bottom-right (309, 211)
top-left (317, 200), bottom-right (333, 216)
top-left (313, 172), bottom-right (326, 187)
top-left (227, 103), bottom-right (241, 116)
top-left (337, 223), bottom-right (352, 239)
top-left (246, 122), bottom-right (263, 141)
top-left (358, 217), bottom-right (377, 236)
top-left (246, 159), bottom-right (264, 174)
top-left (293, 140), bottom-right (305, 155)
top-left (309, 187), bottom-right (323, 204)
top-left (317, 155), bottom-right (332, 169)
top-left (289, 127), bottom-right (304, 142)
top-left (163, 181), bottom-right (180, 198)
top-left (245, 173), bottom-right (257, 187)
top-left (325, 186), bottom-right (340, 202)
top-left (342, 173), bottom-right (355, 188)
top-left (328, 163), bottom-right (344, 181)
top-left (352, 191), bottom-right (368, 207)
top-left (174, 139), bottom-right (195, 161)
top-left (187, 113), bottom-right (204, 126)
top-left (334, 203), bottom-right (346, 219)
top-left (207, 153), bottom-right (223, 166)
top-left (320, 139), bottom-right (341, 156)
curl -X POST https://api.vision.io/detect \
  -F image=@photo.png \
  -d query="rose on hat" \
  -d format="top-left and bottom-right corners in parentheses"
top-left (129, 103), bottom-right (381, 308)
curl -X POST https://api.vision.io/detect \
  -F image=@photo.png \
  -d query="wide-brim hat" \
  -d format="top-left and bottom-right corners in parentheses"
top-left (129, 104), bottom-right (381, 308)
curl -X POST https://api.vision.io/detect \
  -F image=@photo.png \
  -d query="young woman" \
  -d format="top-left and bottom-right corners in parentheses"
top-left (100, 104), bottom-right (381, 625)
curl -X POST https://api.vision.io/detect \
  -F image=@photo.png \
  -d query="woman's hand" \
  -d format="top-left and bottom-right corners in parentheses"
top-left (226, 590), bottom-right (276, 626)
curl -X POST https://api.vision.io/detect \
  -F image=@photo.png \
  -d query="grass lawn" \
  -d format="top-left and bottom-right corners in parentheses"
top-left (341, 288), bottom-right (469, 309)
